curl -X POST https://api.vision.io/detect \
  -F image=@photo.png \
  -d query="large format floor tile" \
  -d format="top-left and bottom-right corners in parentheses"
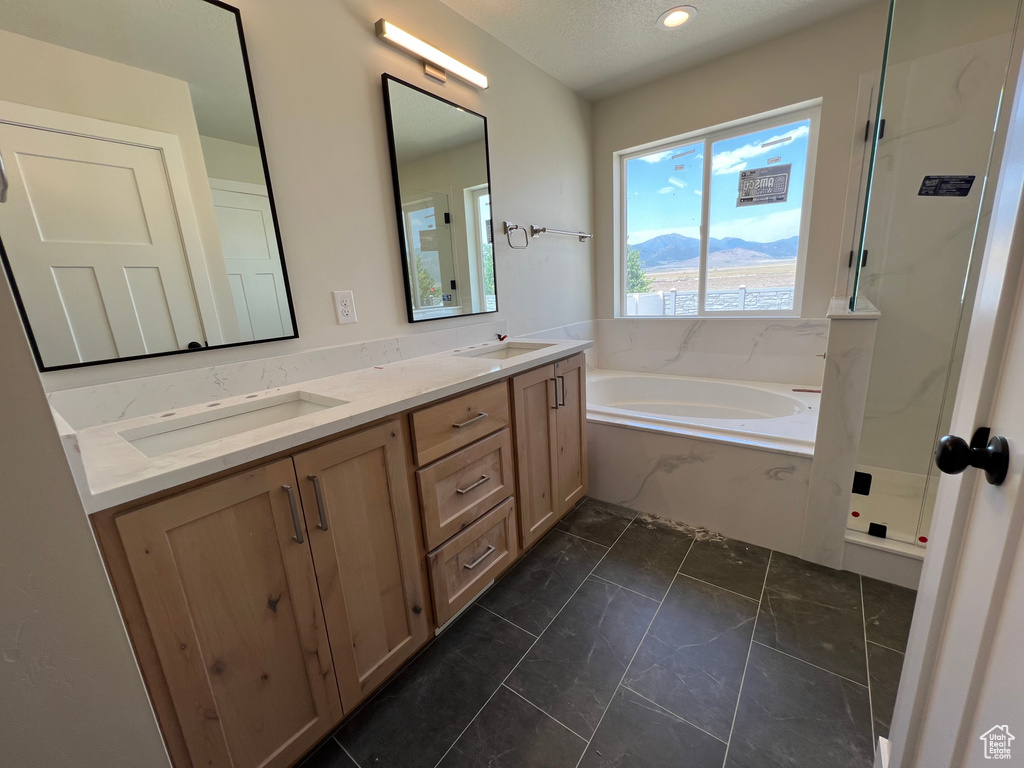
top-left (507, 576), bottom-right (659, 738)
top-left (579, 687), bottom-right (727, 768)
top-left (593, 516), bottom-right (694, 599)
top-left (299, 739), bottom-right (357, 768)
top-left (862, 576), bottom-right (917, 652)
top-left (754, 553), bottom-right (868, 684)
top-left (726, 644), bottom-right (874, 768)
top-left (438, 686), bottom-right (586, 767)
top-left (867, 641), bottom-right (905, 739)
top-left (480, 529), bottom-right (606, 635)
top-left (557, 498), bottom-right (636, 546)
top-left (624, 575), bottom-right (758, 740)
top-left (679, 537), bottom-right (771, 600)
top-left (336, 606), bottom-right (533, 768)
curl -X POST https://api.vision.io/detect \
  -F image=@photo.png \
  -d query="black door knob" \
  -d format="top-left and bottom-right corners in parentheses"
top-left (935, 428), bottom-right (1010, 486)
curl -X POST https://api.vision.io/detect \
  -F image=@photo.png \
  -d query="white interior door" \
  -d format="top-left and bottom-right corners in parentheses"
top-left (887, 25), bottom-right (1024, 767)
top-left (0, 120), bottom-right (206, 367)
top-left (208, 178), bottom-right (292, 341)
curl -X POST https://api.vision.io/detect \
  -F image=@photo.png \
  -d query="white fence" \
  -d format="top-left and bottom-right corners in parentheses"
top-left (626, 286), bottom-right (795, 315)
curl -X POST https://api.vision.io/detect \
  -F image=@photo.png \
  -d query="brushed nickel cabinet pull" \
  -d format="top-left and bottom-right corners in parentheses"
top-left (283, 485), bottom-right (304, 543)
top-left (308, 475), bottom-right (328, 531)
top-left (463, 545), bottom-right (496, 570)
top-left (456, 475), bottom-right (490, 495)
top-left (453, 412), bottom-right (488, 429)
top-left (557, 375), bottom-right (567, 407)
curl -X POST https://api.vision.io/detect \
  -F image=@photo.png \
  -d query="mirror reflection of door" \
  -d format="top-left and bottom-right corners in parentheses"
top-left (404, 189), bottom-right (459, 313)
top-left (209, 179), bottom-right (294, 341)
top-left (0, 108), bottom-right (211, 368)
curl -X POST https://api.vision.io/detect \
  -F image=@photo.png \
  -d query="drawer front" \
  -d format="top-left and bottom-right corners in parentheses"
top-left (428, 497), bottom-right (518, 626)
top-left (411, 382), bottom-right (510, 466)
top-left (417, 429), bottom-right (515, 551)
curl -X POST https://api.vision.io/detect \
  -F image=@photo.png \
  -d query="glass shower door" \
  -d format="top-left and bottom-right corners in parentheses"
top-left (848, 0), bottom-right (1022, 546)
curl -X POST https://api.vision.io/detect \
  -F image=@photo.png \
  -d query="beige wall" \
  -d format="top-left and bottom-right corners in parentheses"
top-left (0, 28), bottom-right (240, 342)
top-left (590, 1), bottom-right (890, 320)
top-left (201, 134), bottom-right (267, 185)
top-left (0, 281), bottom-right (170, 765)
top-left (39, 0), bottom-right (594, 391)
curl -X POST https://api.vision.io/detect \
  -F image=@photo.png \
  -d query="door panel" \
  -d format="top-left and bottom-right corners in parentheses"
top-left (294, 420), bottom-right (430, 711)
top-left (116, 460), bottom-right (341, 768)
top-left (513, 364), bottom-right (559, 549)
top-left (555, 354), bottom-right (588, 512)
top-left (210, 180), bottom-right (293, 341)
top-left (0, 120), bottom-right (206, 365)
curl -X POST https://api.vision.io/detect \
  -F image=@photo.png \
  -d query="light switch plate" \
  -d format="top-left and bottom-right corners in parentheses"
top-left (333, 290), bottom-right (357, 324)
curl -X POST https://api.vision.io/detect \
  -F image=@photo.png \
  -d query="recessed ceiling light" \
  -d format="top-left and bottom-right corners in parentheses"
top-left (657, 6), bottom-right (696, 29)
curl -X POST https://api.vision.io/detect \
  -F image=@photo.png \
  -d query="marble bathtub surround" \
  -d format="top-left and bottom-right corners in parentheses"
top-left (56, 337), bottom-right (591, 512)
top-left (47, 319), bottom-right (510, 429)
top-left (301, 503), bottom-right (913, 768)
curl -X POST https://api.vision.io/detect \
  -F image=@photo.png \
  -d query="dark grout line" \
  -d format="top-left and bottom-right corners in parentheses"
top-left (720, 549), bottom-right (773, 767)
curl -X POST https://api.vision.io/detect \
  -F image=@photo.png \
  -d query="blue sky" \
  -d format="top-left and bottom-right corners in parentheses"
top-left (626, 119), bottom-right (811, 245)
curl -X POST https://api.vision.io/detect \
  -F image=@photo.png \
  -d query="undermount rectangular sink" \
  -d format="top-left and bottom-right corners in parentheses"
top-left (456, 342), bottom-right (556, 360)
top-left (120, 391), bottom-right (349, 458)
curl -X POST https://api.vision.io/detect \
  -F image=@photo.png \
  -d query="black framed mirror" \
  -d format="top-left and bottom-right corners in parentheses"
top-left (382, 75), bottom-right (498, 323)
top-left (0, 0), bottom-right (297, 371)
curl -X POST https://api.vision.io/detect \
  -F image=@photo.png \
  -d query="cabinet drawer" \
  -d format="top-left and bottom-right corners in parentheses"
top-left (411, 382), bottom-right (510, 466)
top-left (428, 497), bottom-right (518, 626)
top-left (417, 429), bottom-right (515, 551)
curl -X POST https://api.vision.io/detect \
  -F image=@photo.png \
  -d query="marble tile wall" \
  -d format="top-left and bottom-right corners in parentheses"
top-left (47, 320), bottom-right (507, 429)
top-left (592, 317), bottom-right (828, 385)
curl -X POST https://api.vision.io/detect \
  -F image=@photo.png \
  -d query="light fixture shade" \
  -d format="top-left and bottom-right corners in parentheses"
top-left (376, 19), bottom-right (489, 90)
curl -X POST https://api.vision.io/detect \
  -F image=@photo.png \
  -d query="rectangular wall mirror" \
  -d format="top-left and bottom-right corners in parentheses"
top-left (382, 75), bottom-right (497, 322)
top-left (0, 0), bottom-right (296, 371)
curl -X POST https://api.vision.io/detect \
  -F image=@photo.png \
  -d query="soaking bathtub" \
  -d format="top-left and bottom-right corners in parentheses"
top-left (586, 369), bottom-right (822, 555)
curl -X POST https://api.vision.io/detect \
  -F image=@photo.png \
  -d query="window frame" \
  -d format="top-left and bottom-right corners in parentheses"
top-left (616, 101), bottom-right (821, 318)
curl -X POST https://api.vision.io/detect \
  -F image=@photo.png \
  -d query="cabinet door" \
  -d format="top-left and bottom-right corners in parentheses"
top-left (116, 460), bottom-right (342, 768)
top-left (555, 353), bottom-right (588, 512)
top-left (293, 420), bottom-right (430, 712)
top-left (512, 364), bottom-right (560, 549)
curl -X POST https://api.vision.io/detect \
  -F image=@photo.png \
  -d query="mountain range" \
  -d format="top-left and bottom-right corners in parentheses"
top-left (631, 233), bottom-right (799, 270)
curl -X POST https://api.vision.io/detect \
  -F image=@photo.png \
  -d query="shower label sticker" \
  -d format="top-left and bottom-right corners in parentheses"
top-left (918, 175), bottom-right (976, 197)
top-left (737, 164), bottom-right (791, 207)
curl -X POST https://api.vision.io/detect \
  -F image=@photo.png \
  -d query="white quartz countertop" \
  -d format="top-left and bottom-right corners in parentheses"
top-left (59, 338), bottom-right (592, 514)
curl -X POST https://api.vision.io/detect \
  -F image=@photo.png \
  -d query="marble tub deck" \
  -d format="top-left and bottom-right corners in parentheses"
top-left (300, 498), bottom-right (917, 768)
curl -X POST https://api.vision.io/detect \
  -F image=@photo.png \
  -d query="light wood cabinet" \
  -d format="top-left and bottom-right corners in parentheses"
top-left (115, 459), bottom-right (342, 768)
top-left (555, 354), bottom-right (588, 512)
top-left (513, 354), bottom-right (588, 549)
top-left (293, 420), bottom-right (430, 712)
top-left (512, 364), bottom-right (560, 548)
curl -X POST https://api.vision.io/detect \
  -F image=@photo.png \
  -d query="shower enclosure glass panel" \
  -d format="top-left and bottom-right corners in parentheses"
top-left (849, 0), bottom-right (1022, 546)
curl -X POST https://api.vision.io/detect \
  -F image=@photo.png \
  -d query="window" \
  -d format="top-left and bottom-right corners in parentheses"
top-left (620, 104), bottom-right (819, 317)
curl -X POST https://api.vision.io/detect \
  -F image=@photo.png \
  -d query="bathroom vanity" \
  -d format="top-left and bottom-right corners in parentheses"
top-left (76, 340), bottom-right (589, 768)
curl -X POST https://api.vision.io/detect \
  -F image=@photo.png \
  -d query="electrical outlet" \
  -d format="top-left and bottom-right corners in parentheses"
top-left (332, 290), bottom-right (357, 324)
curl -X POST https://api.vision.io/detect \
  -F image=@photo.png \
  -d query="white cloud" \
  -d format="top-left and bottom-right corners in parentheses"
top-left (694, 189), bottom-right (703, 195)
top-left (708, 208), bottom-right (802, 242)
top-left (657, 186), bottom-right (674, 194)
top-left (627, 226), bottom-right (700, 243)
top-left (637, 151), bottom-right (671, 164)
top-left (712, 124), bottom-right (810, 176)
top-left (668, 178), bottom-right (687, 189)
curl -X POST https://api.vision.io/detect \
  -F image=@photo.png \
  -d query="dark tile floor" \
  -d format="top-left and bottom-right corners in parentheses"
top-left (301, 498), bottom-right (917, 768)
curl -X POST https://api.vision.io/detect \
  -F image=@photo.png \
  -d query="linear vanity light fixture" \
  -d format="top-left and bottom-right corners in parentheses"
top-left (375, 19), bottom-right (489, 89)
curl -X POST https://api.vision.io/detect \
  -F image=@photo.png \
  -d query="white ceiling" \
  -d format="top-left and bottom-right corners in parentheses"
top-left (0, 0), bottom-right (258, 144)
top-left (437, 0), bottom-right (875, 99)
